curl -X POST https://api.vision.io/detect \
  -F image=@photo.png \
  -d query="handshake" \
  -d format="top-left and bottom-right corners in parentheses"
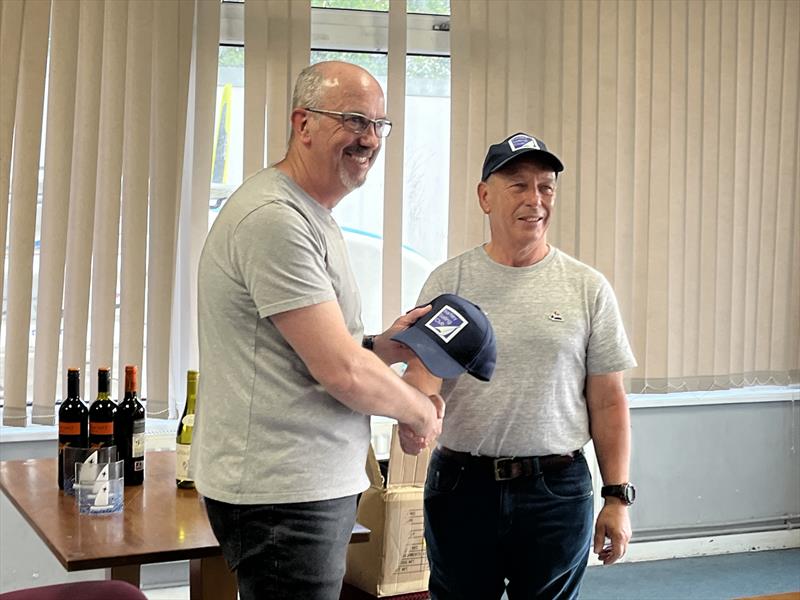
top-left (385, 294), bottom-right (497, 456)
top-left (397, 393), bottom-right (446, 456)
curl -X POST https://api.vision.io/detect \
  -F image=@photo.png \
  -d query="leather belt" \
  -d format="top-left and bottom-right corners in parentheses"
top-left (436, 446), bottom-right (582, 481)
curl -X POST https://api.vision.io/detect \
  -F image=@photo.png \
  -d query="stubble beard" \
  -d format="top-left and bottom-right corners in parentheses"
top-left (338, 151), bottom-right (374, 192)
top-left (339, 164), bottom-right (367, 192)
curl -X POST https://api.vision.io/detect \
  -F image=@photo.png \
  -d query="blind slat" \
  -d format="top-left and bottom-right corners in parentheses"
top-left (2, 0), bottom-right (50, 426)
top-left (62, 0), bottom-right (104, 397)
top-left (146, 0), bottom-right (194, 418)
top-left (381, 0), bottom-right (406, 329)
top-left (88, 0), bottom-right (128, 400)
top-left (118, 0), bottom-right (153, 401)
top-left (0, 0), bottom-right (25, 346)
top-left (31, 0), bottom-right (80, 423)
top-left (171, 0), bottom-right (220, 405)
top-left (243, 0), bottom-right (268, 178)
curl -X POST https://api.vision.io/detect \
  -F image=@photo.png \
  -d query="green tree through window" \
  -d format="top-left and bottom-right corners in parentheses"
top-left (311, 0), bottom-right (450, 15)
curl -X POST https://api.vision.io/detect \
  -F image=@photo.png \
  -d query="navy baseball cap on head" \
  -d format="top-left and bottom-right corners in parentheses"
top-left (391, 294), bottom-right (497, 382)
top-left (481, 132), bottom-right (564, 181)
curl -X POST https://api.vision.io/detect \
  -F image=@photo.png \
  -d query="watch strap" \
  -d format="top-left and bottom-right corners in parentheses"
top-left (601, 483), bottom-right (636, 505)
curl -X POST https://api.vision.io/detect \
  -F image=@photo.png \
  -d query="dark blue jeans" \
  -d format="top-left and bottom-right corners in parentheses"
top-left (424, 448), bottom-right (594, 600)
top-left (204, 494), bottom-right (357, 600)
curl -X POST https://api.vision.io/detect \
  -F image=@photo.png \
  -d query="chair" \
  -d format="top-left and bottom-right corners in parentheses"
top-left (0, 580), bottom-right (147, 600)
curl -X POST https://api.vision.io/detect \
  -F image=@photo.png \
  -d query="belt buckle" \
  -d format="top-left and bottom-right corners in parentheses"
top-left (493, 457), bottom-right (517, 481)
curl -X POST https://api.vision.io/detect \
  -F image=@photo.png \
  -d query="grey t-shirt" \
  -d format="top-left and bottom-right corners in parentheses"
top-left (418, 245), bottom-right (636, 457)
top-left (192, 167), bottom-right (370, 504)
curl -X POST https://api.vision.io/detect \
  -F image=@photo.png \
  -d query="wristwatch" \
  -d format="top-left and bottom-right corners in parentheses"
top-left (601, 483), bottom-right (636, 505)
top-left (361, 335), bottom-right (376, 351)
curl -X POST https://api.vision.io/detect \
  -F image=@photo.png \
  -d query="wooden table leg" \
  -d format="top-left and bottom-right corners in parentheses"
top-left (110, 564), bottom-right (141, 587)
top-left (190, 555), bottom-right (238, 600)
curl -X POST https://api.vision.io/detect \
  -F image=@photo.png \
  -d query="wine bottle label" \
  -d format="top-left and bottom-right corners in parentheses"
top-left (132, 432), bottom-right (145, 458)
top-left (59, 422), bottom-right (82, 436)
top-left (90, 421), bottom-right (113, 435)
top-left (134, 459), bottom-right (145, 472)
top-left (181, 414), bottom-right (195, 428)
top-left (176, 443), bottom-right (192, 480)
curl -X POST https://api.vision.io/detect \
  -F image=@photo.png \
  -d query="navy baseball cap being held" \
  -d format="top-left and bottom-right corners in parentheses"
top-left (392, 294), bottom-right (497, 382)
top-left (481, 132), bottom-right (564, 181)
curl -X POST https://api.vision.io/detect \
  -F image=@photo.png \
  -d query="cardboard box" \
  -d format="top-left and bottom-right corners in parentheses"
top-left (345, 425), bottom-right (431, 597)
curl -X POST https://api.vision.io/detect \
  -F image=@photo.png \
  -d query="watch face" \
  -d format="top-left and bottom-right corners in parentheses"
top-left (623, 483), bottom-right (636, 504)
top-left (603, 483), bottom-right (636, 505)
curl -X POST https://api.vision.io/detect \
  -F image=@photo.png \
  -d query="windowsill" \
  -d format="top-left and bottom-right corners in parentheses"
top-left (628, 384), bottom-right (799, 409)
top-left (0, 414), bottom-right (180, 447)
top-left (1, 386), bottom-right (796, 444)
top-left (0, 420), bottom-right (59, 443)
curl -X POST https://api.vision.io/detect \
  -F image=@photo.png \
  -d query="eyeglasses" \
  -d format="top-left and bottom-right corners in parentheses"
top-left (305, 108), bottom-right (393, 139)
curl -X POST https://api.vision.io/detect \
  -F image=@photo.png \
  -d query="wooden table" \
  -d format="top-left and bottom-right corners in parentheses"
top-left (0, 451), bottom-right (370, 599)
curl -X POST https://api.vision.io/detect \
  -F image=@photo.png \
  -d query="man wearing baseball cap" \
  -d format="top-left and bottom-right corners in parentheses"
top-left (401, 132), bottom-right (637, 599)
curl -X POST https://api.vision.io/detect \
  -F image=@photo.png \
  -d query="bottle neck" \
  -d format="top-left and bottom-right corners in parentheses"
top-left (67, 370), bottom-right (80, 400)
top-left (124, 367), bottom-right (138, 397)
top-left (185, 380), bottom-right (198, 412)
top-left (97, 369), bottom-right (110, 400)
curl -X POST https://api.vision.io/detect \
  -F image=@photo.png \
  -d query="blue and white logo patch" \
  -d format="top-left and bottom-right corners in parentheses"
top-left (508, 134), bottom-right (540, 152)
top-left (425, 305), bottom-right (469, 343)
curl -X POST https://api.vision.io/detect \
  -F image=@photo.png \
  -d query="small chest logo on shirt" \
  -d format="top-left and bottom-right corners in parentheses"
top-left (548, 310), bottom-right (563, 322)
top-left (425, 305), bottom-right (469, 343)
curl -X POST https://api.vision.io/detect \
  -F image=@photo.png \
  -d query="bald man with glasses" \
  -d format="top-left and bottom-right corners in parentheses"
top-left (192, 61), bottom-right (444, 600)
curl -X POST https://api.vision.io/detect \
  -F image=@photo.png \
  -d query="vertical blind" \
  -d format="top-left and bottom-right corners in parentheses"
top-left (2, 0), bottom-right (798, 428)
top-left (243, 0), bottom-right (310, 176)
top-left (0, 0), bottom-right (308, 426)
top-left (449, 0), bottom-right (799, 392)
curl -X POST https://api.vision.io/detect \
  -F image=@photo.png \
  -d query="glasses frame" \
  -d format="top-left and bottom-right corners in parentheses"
top-left (305, 107), bottom-right (393, 139)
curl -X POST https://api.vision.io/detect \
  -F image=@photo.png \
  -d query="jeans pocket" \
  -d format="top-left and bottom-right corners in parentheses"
top-left (425, 452), bottom-right (464, 495)
top-left (539, 456), bottom-right (593, 501)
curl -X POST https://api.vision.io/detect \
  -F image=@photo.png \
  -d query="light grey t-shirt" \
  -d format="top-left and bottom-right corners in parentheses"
top-left (418, 245), bottom-right (636, 457)
top-left (192, 167), bottom-right (370, 504)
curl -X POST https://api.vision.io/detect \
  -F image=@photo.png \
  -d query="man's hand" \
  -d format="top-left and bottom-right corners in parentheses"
top-left (372, 304), bottom-right (433, 365)
top-left (398, 393), bottom-right (445, 455)
top-left (593, 501), bottom-right (632, 565)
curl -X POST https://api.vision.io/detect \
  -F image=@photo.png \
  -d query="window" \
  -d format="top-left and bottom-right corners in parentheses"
top-left (210, 1), bottom-right (451, 333)
top-left (210, 46), bottom-right (245, 229)
top-left (0, 0), bottom-right (450, 415)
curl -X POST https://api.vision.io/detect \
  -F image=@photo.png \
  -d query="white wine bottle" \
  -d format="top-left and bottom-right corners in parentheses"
top-left (176, 370), bottom-right (198, 489)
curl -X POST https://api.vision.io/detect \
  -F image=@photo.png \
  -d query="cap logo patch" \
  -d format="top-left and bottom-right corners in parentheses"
top-left (425, 305), bottom-right (469, 343)
top-left (508, 134), bottom-right (540, 152)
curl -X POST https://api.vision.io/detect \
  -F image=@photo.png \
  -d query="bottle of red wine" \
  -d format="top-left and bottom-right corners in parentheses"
top-left (176, 370), bottom-right (198, 489)
top-left (58, 368), bottom-right (89, 490)
top-left (89, 367), bottom-right (116, 449)
top-left (114, 365), bottom-right (145, 485)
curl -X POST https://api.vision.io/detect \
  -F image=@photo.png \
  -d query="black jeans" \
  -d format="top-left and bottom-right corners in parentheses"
top-left (424, 448), bottom-right (594, 600)
top-left (204, 494), bottom-right (357, 600)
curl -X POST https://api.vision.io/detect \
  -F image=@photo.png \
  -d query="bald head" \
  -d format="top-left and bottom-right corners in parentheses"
top-left (292, 61), bottom-right (383, 111)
